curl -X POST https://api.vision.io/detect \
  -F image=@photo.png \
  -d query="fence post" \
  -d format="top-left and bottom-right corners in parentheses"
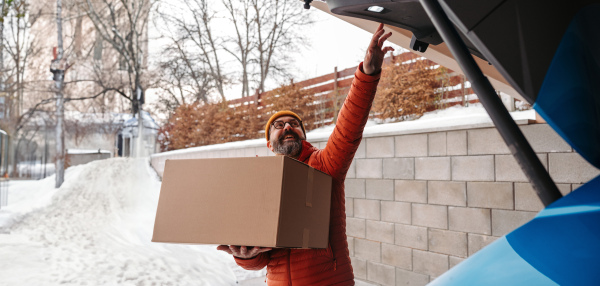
top-left (461, 74), bottom-right (466, 106)
top-left (254, 89), bottom-right (260, 107)
top-left (333, 66), bottom-right (339, 124)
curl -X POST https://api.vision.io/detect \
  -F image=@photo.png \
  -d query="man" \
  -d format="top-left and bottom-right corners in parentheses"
top-left (217, 23), bottom-right (394, 285)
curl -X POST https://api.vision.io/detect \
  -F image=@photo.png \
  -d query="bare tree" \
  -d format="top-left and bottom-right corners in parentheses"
top-left (3, 0), bottom-right (41, 119)
top-left (83, 0), bottom-right (152, 115)
top-left (252, 0), bottom-right (311, 93)
top-left (153, 0), bottom-right (313, 108)
top-left (0, 0), bottom-right (13, 95)
top-left (222, 0), bottom-right (253, 98)
top-left (152, 53), bottom-right (212, 116)
top-left (0, 0), bottom-right (44, 177)
top-left (151, 5), bottom-right (215, 108)
top-left (83, 0), bottom-right (153, 157)
top-left (157, 0), bottom-right (228, 103)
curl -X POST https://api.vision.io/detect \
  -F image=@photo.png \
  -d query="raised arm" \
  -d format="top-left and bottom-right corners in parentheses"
top-left (314, 23), bottom-right (394, 180)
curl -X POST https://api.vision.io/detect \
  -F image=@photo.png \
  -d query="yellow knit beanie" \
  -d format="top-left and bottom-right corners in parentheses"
top-left (265, 110), bottom-right (306, 141)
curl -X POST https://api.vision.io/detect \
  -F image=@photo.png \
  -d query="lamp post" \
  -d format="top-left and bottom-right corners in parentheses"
top-left (51, 0), bottom-right (65, 188)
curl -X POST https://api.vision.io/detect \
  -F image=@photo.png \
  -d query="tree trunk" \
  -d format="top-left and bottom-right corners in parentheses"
top-left (0, 0), bottom-right (5, 92)
top-left (2, 0), bottom-right (9, 176)
top-left (8, 134), bottom-right (16, 177)
top-left (136, 85), bottom-right (144, 158)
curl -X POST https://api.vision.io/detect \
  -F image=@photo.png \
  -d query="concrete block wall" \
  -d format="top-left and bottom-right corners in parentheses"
top-left (345, 123), bottom-right (598, 286)
top-left (150, 123), bottom-right (600, 285)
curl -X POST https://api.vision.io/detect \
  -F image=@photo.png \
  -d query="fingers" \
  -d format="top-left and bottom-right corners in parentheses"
top-left (252, 246), bottom-right (272, 254)
top-left (255, 247), bottom-right (272, 254)
top-left (369, 24), bottom-right (386, 49)
top-left (378, 31), bottom-right (392, 47)
top-left (229, 245), bottom-right (240, 255)
top-left (370, 26), bottom-right (393, 53)
top-left (382, 46), bottom-right (395, 54)
top-left (245, 246), bottom-right (272, 258)
top-left (217, 245), bottom-right (233, 254)
top-left (218, 245), bottom-right (273, 259)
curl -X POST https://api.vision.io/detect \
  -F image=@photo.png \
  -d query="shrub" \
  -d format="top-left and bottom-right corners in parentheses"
top-left (373, 58), bottom-right (443, 121)
top-left (261, 82), bottom-right (318, 131)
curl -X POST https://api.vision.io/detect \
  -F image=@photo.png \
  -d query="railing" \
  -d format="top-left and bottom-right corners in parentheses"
top-left (227, 51), bottom-right (478, 124)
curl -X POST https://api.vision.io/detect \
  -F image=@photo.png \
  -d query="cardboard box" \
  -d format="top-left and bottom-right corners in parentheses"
top-left (152, 156), bottom-right (332, 249)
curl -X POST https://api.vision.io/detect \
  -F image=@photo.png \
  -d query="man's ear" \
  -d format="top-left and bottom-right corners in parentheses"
top-left (267, 140), bottom-right (274, 152)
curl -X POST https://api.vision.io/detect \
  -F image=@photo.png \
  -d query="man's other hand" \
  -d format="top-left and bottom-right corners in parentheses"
top-left (217, 245), bottom-right (272, 259)
top-left (363, 23), bottom-right (395, 75)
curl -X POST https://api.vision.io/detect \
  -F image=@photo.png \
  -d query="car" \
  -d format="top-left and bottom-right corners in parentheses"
top-left (309, 0), bottom-right (600, 284)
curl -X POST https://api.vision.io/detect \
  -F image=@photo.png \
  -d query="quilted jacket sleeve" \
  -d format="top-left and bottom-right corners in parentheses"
top-left (315, 62), bottom-right (381, 181)
top-left (234, 252), bottom-right (270, 271)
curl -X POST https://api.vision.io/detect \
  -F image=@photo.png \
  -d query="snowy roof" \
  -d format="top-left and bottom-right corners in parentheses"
top-left (67, 149), bottom-right (111, 154)
top-left (22, 110), bottom-right (132, 127)
top-left (21, 110), bottom-right (159, 131)
top-left (122, 111), bottom-right (160, 130)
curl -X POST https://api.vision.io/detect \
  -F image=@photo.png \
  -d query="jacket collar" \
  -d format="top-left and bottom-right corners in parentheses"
top-left (297, 140), bottom-right (318, 163)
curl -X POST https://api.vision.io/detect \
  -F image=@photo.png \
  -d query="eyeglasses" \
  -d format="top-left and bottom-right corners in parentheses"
top-left (272, 119), bottom-right (302, 129)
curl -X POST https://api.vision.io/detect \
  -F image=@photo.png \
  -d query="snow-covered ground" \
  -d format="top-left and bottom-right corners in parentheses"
top-left (0, 158), bottom-right (266, 285)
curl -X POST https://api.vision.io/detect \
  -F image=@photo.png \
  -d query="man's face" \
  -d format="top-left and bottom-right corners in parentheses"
top-left (267, 115), bottom-right (305, 157)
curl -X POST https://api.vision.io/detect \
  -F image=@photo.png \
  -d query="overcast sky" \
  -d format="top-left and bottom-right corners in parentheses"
top-left (220, 6), bottom-right (381, 100)
top-left (288, 7), bottom-right (374, 82)
top-left (145, 3), bottom-right (403, 120)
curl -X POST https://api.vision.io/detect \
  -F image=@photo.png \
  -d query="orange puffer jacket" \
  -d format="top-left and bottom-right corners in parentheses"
top-left (235, 63), bottom-right (380, 285)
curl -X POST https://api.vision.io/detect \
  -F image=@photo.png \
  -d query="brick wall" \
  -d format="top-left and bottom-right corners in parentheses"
top-left (150, 123), bottom-right (599, 286)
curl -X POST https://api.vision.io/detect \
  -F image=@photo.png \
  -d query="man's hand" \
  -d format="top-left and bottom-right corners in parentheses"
top-left (217, 245), bottom-right (272, 259)
top-left (363, 23), bottom-right (395, 75)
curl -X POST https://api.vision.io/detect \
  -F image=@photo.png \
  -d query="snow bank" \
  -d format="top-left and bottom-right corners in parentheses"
top-left (0, 158), bottom-right (264, 285)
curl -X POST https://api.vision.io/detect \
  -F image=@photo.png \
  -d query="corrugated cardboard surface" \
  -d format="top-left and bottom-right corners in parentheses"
top-left (152, 156), bottom-right (332, 248)
top-left (277, 158), bottom-right (332, 248)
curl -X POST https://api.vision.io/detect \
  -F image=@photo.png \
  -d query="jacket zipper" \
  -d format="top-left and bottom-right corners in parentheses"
top-left (329, 243), bottom-right (336, 271)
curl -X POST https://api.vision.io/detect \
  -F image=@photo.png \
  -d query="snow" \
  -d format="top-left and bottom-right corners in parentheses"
top-left (0, 158), bottom-right (266, 285)
top-left (16, 162), bottom-right (55, 179)
top-left (67, 149), bottom-right (112, 154)
top-left (123, 110), bottom-right (160, 130)
top-left (359, 103), bottom-right (535, 137)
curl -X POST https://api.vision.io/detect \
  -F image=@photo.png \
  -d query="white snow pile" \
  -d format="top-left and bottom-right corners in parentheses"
top-left (0, 158), bottom-right (264, 285)
top-left (307, 103), bottom-right (535, 140)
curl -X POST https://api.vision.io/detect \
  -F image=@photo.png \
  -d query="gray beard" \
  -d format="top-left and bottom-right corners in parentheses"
top-left (273, 139), bottom-right (303, 157)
